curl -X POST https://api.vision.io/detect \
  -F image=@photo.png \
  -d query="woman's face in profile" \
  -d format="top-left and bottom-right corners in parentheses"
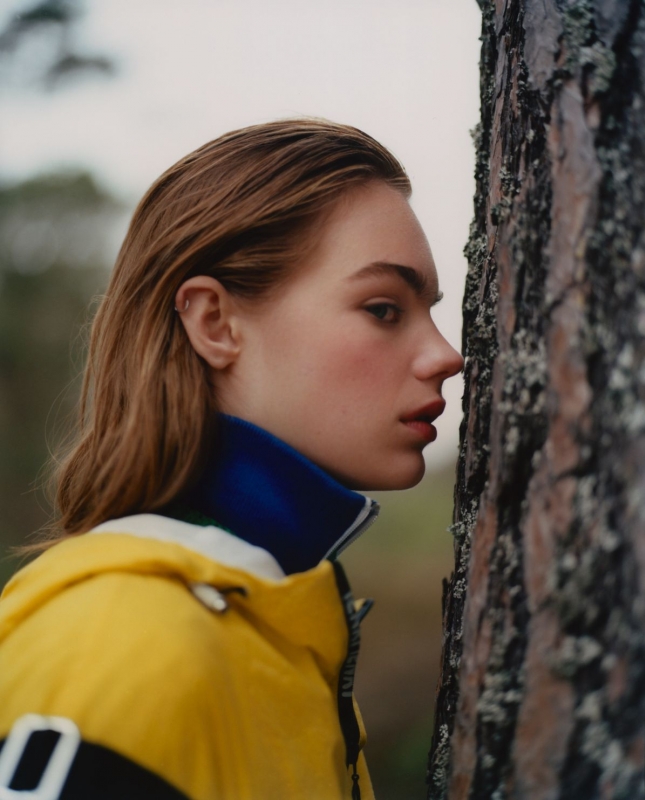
top-left (198, 180), bottom-right (464, 491)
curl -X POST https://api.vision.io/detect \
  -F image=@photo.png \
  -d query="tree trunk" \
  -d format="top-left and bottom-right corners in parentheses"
top-left (428, 1), bottom-right (645, 798)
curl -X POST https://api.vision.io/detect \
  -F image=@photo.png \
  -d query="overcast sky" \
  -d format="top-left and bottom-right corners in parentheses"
top-left (1, 0), bottom-right (482, 465)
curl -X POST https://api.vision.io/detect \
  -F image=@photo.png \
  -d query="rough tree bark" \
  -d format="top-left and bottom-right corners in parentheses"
top-left (428, 1), bottom-right (645, 798)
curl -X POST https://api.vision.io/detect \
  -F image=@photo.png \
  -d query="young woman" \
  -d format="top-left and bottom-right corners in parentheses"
top-left (0, 118), bottom-right (463, 800)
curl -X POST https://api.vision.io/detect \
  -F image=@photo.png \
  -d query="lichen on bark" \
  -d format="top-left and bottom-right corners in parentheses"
top-left (428, 1), bottom-right (645, 798)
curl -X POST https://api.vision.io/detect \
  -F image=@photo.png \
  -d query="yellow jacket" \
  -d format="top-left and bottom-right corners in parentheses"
top-left (0, 514), bottom-right (374, 799)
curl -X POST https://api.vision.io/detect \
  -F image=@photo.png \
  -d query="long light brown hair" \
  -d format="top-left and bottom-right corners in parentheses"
top-left (39, 117), bottom-right (411, 549)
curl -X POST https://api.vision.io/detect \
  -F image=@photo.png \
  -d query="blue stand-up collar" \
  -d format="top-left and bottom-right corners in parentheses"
top-left (176, 414), bottom-right (380, 575)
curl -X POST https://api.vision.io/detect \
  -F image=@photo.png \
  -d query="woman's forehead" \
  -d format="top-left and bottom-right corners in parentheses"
top-left (298, 182), bottom-right (436, 283)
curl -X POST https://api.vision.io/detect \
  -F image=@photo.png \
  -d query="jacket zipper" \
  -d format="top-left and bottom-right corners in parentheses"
top-left (332, 560), bottom-right (367, 800)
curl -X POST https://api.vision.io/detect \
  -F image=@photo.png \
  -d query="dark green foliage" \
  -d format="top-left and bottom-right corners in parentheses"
top-left (0, 171), bottom-right (117, 583)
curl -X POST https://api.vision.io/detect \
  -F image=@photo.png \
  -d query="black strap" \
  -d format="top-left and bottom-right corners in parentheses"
top-left (0, 732), bottom-right (191, 799)
top-left (332, 560), bottom-right (367, 800)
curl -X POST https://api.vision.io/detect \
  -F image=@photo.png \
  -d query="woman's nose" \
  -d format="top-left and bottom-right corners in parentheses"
top-left (444, 340), bottom-right (465, 378)
top-left (413, 326), bottom-right (465, 381)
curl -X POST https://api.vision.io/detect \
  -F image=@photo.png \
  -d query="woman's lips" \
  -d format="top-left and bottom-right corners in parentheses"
top-left (400, 399), bottom-right (445, 443)
top-left (401, 419), bottom-right (437, 442)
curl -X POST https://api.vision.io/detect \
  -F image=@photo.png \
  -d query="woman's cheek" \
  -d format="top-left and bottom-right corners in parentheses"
top-left (320, 335), bottom-right (391, 395)
top-left (351, 322), bottom-right (398, 368)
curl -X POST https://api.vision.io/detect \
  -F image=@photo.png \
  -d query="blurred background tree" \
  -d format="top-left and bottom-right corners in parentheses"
top-left (0, 0), bottom-right (120, 582)
top-left (0, 0), bottom-right (114, 90)
top-left (0, 171), bottom-right (121, 581)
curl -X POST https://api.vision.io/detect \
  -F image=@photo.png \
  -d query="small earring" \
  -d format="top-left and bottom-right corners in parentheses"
top-left (174, 299), bottom-right (190, 313)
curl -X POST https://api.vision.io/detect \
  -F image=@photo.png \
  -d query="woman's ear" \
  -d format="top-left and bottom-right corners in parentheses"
top-left (174, 276), bottom-right (242, 369)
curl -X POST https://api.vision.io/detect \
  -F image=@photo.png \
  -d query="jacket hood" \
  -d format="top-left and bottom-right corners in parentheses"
top-left (0, 515), bottom-right (351, 678)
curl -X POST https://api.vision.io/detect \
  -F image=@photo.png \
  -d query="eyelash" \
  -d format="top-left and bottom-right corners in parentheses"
top-left (365, 303), bottom-right (404, 324)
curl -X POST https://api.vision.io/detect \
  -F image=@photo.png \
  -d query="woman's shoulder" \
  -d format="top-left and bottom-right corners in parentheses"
top-left (38, 565), bottom-right (232, 658)
top-left (0, 533), bottom-right (256, 800)
top-left (0, 527), bottom-right (252, 672)
top-left (0, 525), bottom-right (269, 721)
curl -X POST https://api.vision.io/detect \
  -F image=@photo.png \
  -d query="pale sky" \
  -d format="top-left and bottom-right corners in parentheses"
top-left (1, 0), bottom-right (482, 464)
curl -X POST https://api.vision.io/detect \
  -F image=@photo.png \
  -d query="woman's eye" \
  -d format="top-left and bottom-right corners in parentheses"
top-left (365, 303), bottom-right (403, 324)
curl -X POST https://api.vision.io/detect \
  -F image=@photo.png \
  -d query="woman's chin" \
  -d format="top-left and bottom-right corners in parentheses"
top-left (387, 464), bottom-right (426, 491)
top-left (349, 455), bottom-right (426, 492)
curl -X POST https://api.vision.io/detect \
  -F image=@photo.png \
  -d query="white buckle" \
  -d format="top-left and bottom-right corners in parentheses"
top-left (0, 714), bottom-right (80, 800)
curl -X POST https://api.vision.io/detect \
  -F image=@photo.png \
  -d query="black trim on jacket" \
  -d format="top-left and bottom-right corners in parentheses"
top-left (0, 732), bottom-right (191, 800)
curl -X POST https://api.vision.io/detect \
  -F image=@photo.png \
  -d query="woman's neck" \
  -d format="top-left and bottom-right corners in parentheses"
top-left (162, 414), bottom-right (380, 574)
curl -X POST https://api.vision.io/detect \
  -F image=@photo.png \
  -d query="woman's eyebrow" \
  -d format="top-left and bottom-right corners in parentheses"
top-left (347, 260), bottom-right (441, 305)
